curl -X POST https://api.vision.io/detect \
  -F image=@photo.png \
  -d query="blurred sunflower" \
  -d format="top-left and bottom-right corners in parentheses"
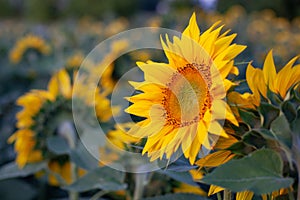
top-left (65, 52), bottom-right (84, 70)
top-left (126, 13), bottom-right (246, 164)
top-left (9, 34), bottom-right (51, 64)
top-left (8, 69), bottom-right (115, 185)
top-left (242, 50), bottom-right (300, 106)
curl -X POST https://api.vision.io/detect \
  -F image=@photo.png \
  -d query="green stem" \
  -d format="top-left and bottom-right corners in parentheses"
top-left (133, 173), bottom-right (147, 200)
top-left (90, 190), bottom-right (109, 200)
top-left (60, 121), bottom-right (79, 200)
top-left (288, 187), bottom-right (295, 200)
top-left (69, 162), bottom-right (79, 200)
top-left (224, 189), bottom-right (231, 200)
top-left (217, 192), bottom-right (222, 200)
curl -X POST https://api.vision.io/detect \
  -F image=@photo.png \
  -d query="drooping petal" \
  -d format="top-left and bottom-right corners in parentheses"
top-left (262, 50), bottom-right (277, 92)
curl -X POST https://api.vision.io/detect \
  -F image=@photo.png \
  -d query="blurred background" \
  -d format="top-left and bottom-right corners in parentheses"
top-left (0, 0), bottom-right (300, 199)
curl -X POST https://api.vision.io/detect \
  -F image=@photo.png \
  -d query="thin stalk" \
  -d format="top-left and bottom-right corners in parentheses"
top-left (133, 173), bottom-right (147, 200)
top-left (288, 187), bottom-right (295, 200)
top-left (90, 190), bottom-right (110, 200)
top-left (217, 192), bottom-right (222, 200)
top-left (69, 163), bottom-right (79, 200)
top-left (224, 189), bottom-right (231, 200)
top-left (60, 121), bottom-right (79, 200)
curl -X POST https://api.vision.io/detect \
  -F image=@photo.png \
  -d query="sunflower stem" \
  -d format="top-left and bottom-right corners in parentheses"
top-left (69, 162), bottom-right (79, 200)
top-left (60, 121), bottom-right (79, 200)
top-left (217, 192), bottom-right (222, 200)
top-left (223, 189), bottom-right (231, 200)
top-left (90, 190), bottom-right (109, 200)
top-left (133, 173), bottom-right (147, 200)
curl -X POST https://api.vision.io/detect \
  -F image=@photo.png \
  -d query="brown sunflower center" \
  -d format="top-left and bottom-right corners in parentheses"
top-left (162, 63), bottom-right (212, 127)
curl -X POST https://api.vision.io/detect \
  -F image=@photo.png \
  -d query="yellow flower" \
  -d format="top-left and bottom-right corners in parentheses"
top-left (9, 34), bottom-right (51, 64)
top-left (246, 50), bottom-right (300, 106)
top-left (209, 186), bottom-right (254, 200)
top-left (8, 69), bottom-right (114, 185)
top-left (126, 13), bottom-right (246, 164)
top-left (173, 183), bottom-right (207, 196)
top-left (209, 186), bottom-right (290, 200)
top-left (65, 52), bottom-right (84, 69)
top-left (48, 160), bottom-right (86, 186)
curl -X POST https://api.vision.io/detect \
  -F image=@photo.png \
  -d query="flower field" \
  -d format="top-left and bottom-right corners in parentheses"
top-left (0, 2), bottom-right (300, 200)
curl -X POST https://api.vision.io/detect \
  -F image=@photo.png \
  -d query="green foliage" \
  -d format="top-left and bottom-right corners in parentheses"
top-left (201, 149), bottom-right (294, 194)
top-left (64, 167), bottom-right (126, 192)
top-left (238, 109), bottom-right (261, 129)
top-left (270, 115), bottom-right (292, 148)
top-left (0, 162), bottom-right (47, 180)
top-left (259, 102), bottom-right (280, 129)
top-left (46, 136), bottom-right (70, 155)
top-left (159, 170), bottom-right (197, 186)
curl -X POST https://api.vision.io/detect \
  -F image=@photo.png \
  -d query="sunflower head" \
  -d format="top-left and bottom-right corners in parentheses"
top-left (8, 68), bottom-right (115, 185)
top-left (65, 52), bottom-right (84, 70)
top-left (9, 34), bottom-right (51, 64)
top-left (126, 13), bottom-right (246, 164)
top-left (246, 50), bottom-right (300, 106)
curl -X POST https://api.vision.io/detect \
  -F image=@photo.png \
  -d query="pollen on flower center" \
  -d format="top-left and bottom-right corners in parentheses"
top-left (162, 63), bottom-right (212, 127)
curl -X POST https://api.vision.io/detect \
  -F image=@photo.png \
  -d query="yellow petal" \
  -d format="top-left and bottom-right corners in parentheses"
top-left (236, 191), bottom-right (254, 200)
top-left (195, 150), bottom-right (235, 168)
top-left (48, 69), bottom-right (72, 98)
top-left (182, 12), bottom-right (200, 42)
top-left (207, 121), bottom-right (228, 138)
top-left (208, 185), bottom-right (224, 196)
top-left (138, 62), bottom-right (175, 85)
top-left (262, 50), bottom-right (277, 92)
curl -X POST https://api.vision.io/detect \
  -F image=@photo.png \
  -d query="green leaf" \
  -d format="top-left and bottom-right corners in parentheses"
top-left (226, 141), bottom-right (256, 156)
top-left (0, 162), bottom-right (47, 180)
top-left (161, 157), bottom-right (197, 172)
top-left (63, 167), bottom-right (126, 192)
top-left (159, 170), bottom-right (197, 186)
top-left (266, 88), bottom-right (282, 106)
top-left (46, 136), bottom-right (70, 155)
top-left (238, 109), bottom-right (261, 129)
top-left (270, 115), bottom-right (292, 148)
top-left (70, 141), bottom-right (99, 170)
top-left (259, 102), bottom-right (280, 129)
top-left (281, 101), bottom-right (297, 122)
top-left (291, 109), bottom-right (300, 135)
top-left (243, 131), bottom-right (267, 149)
top-left (142, 193), bottom-right (209, 200)
top-left (201, 149), bottom-right (294, 195)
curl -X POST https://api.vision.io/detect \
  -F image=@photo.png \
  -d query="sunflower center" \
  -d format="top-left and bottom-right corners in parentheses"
top-left (162, 63), bottom-right (212, 127)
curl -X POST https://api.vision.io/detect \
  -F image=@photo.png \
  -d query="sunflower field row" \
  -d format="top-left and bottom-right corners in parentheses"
top-left (0, 5), bottom-right (300, 200)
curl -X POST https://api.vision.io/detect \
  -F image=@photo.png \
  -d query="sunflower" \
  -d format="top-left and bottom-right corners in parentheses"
top-left (9, 34), bottom-right (51, 64)
top-left (8, 69), bottom-right (114, 185)
top-left (126, 13), bottom-right (246, 164)
top-left (245, 50), bottom-right (300, 106)
top-left (65, 52), bottom-right (84, 69)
